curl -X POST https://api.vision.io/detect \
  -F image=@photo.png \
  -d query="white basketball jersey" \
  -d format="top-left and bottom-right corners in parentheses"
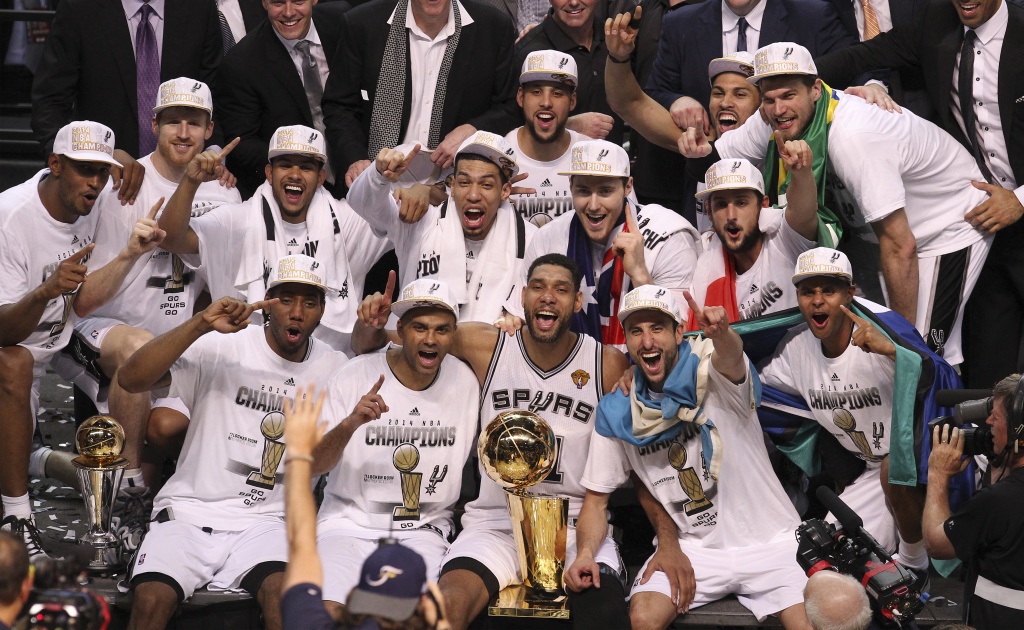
top-left (318, 350), bottom-right (481, 540)
top-left (462, 331), bottom-right (605, 529)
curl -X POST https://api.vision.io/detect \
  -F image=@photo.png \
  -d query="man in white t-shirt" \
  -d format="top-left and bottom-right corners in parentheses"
top-left (506, 140), bottom-right (699, 352)
top-left (572, 285), bottom-right (811, 630)
top-left (758, 248), bottom-right (929, 573)
top-left (157, 125), bottom-right (391, 357)
top-left (310, 279), bottom-right (479, 616)
top-left (51, 78), bottom-right (243, 494)
top-left (347, 131), bottom-right (536, 325)
top-left (506, 50), bottom-right (585, 226)
top-left (118, 255), bottom-right (345, 630)
top-left (689, 152), bottom-right (817, 325)
top-left (683, 42), bottom-right (993, 365)
top-left (0, 121), bottom-right (165, 560)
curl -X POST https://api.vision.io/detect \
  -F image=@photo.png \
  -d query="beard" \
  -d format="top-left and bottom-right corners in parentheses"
top-left (524, 308), bottom-right (573, 344)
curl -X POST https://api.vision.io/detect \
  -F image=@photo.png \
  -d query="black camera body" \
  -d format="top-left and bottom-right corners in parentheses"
top-left (22, 557), bottom-right (109, 630)
top-left (796, 488), bottom-right (924, 627)
top-left (929, 395), bottom-right (996, 458)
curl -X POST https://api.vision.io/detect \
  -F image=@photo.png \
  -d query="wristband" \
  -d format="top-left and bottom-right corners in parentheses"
top-left (608, 54), bottom-right (631, 64)
top-left (286, 454), bottom-right (314, 465)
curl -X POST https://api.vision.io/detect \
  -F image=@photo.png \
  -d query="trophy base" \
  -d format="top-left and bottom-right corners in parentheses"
top-left (246, 472), bottom-right (275, 490)
top-left (392, 507), bottom-right (421, 521)
top-left (487, 585), bottom-right (570, 619)
top-left (85, 546), bottom-right (125, 575)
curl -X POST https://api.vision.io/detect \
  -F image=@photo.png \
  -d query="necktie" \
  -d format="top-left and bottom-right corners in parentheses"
top-left (737, 17), bottom-right (748, 53)
top-left (958, 30), bottom-right (995, 183)
top-left (135, 2), bottom-right (160, 156)
top-left (861, 0), bottom-right (880, 41)
top-left (218, 8), bottom-right (236, 55)
top-left (294, 39), bottom-right (324, 132)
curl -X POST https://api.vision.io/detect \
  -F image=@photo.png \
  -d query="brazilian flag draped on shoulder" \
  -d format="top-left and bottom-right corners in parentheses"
top-left (763, 82), bottom-right (842, 248)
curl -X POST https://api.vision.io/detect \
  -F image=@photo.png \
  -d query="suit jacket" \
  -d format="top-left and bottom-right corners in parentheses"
top-left (238, 0), bottom-right (267, 31)
top-left (215, 3), bottom-right (349, 196)
top-left (646, 0), bottom-right (857, 112)
top-left (31, 0), bottom-right (222, 157)
top-left (321, 0), bottom-right (519, 176)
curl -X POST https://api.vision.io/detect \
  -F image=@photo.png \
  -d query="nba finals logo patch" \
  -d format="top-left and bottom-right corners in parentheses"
top-left (71, 125), bottom-right (114, 157)
top-left (571, 369), bottom-right (590, 389)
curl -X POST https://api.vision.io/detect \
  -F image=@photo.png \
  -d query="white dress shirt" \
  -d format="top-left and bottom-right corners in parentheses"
top-left (218, 0), bottom-right (248, 44)
top-left (122, 0), bottom-right (165, 57)
top-left (273, 20), bottom-right (329, 89)
top-left (721, 0), bottom-right (765, 55)
top-left (853, 0), bottom-right (893, 40)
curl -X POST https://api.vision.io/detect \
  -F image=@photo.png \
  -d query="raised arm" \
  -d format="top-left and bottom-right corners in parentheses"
top-left (684, 290), bottom-right (744, 383)
top-left (311, 375), bottom-right (388, 476)
top-left (346, 145), bottom-right (422, 234)
top-left (777, 138), bottom-right (819, 242)
top-left (158, 138), bottom-right (239, 255)
top-left (283, 386), bottom-right (329, 590)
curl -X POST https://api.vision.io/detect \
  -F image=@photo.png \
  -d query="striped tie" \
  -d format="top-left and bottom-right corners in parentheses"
top-left (861, 0), bottom-right (880, 41)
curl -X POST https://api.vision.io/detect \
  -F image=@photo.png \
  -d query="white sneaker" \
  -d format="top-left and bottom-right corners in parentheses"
top-left (1, 515), bottom-right (62, 561)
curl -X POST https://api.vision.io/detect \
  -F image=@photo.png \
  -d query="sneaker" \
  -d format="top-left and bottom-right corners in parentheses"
top-left (112, 486), bottom-right (152, 553)
top-left (1, 515), bottom-right (63, 561)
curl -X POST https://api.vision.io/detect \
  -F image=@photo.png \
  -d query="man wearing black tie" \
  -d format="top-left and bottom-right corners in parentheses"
top-left (815, 0), bottom-right (1024, 390)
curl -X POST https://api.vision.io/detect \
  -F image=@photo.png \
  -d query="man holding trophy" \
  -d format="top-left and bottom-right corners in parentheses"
top-left (572, 285), bottom-right (813, 630)
top-left (117, 254), bottom-right (345, 630)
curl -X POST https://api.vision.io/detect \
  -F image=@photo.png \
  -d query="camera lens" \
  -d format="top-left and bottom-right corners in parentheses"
top-left (961, 425), bottom-right (994, 457)
top-left (954, 397), bottom-right (994, 425)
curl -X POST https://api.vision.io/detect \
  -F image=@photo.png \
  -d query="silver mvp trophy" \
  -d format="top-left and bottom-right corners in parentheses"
top-left (73, 415), bottom-right (129, 572)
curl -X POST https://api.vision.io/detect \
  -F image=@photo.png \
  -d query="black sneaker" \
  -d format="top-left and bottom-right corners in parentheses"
top-left (1, 515), bottom-right (63, 562)
top-left (112, 486), bottom-right (152, 552)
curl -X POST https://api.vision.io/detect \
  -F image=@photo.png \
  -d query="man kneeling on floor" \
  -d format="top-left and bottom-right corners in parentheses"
top-left (569, 285), bottom-right (813, 629)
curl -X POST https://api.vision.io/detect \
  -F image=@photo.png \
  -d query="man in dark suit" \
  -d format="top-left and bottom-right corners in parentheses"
top-left (643, 0), bottom-right (856, 221)
top-left (216, 0), bottom-right (268, 53)
top-left (815, 0), bottom-right (1024, 390)
top-left (31, 0), bottom-right (222, 159)
top-left (321, 0), bottom-right (519, 187)
top-left (215, 0), bottom-right (349, 196)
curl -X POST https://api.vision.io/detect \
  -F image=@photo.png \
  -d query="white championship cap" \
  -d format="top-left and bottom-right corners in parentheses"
top-left (268, 125), bottom-right (327, 162)
top-left (792, 247), bottom-right (853, 285)
top-left (266, 254), bottom-right (330, 293)
top-left (617, 285), bottom-right (683, 324)
top-left (749, 42), bottom-right (818, 84)
top-left (520, 50), bottom-right (578, 88)
top-left (154, 77), bottom-right (213, 114)
top-left (391, 279), bottom-right (459, 319)
top-left (708, 51), bottom-right (755, 84)
top-left (52, 121), bottom-right (122, 167)
top-left (557, 139), bottom-right (630, 178)
top-left (695, 158), bottom-right (764, 200)
top-left (456, 131), bottom-right (520, 180)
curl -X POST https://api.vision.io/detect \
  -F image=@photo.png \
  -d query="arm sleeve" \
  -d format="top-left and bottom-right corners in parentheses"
top-left (168, 341), bottom-right (208, 411)
top-left (189, 203), bottom-right (247, 298)
top-left (827, 128), bottom-right (906, 224)
top-left (581, 432), bottom-right (632, 494)
top-left (714, 114), bottom-right (772, 167)
top-left (344, 166), bottom-right (403, 237)
top-left (944, 489), bottom-right (998, 565)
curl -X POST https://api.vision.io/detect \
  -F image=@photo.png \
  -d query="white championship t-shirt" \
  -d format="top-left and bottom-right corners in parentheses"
top-left (505, 128), bottom-right (582, 226)
top-left (154, 325), bottom-right (345, 530)
top-left (732, 207), bottom-right (814, 320)
top-left (317, 350), bottom-right (480, 539)
top-left (582, 361), bottom-right (800, 548)
top-left (759, 323), bottom-right (894, 461)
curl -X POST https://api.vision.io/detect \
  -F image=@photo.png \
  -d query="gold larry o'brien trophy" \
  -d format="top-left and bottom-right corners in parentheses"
top-left (73, 415), bottom-right (129, 572)
top-left (479, 410), bottom-right (570, 619)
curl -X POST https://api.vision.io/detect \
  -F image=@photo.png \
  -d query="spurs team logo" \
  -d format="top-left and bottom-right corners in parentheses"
top-left (190, 82), bottom-right (202, 93)
top-left (830, 252), bottom-right (841, 263)
top-left (872, 422), bottom-right (885, 450)
top-left (429, 283), bottom-right (440, 293)
top-left (424, 464), bottom-right (448, 495)
top-left (558, 57), bottom-right (568, 70)
top-left (393, 444), bottom-right (423, 521)
top-left (104, 130), bottom-right (112, 143)
top-left (654, 289), bottom-right (666, 299)
top-left (832, 409), bottom-right (881, 461)
top-left (930, 329), bottom-right (946, 355)
top-left (308, 132), bottom-right (318, 143)
top-left (596, 149), bottom-right (609, 161)
top-left (731, 161), bottom-right (742, 173)
top-left (667, 441), bottom-right (713, 516)
top-left (783, 47), bottom-right (794, 60)
top-left (366, 566), bottom-right (404, 587)
top-left (571, 369), bottom-right (590, 390)
top-left (246, 412), bottom-right (287, 490)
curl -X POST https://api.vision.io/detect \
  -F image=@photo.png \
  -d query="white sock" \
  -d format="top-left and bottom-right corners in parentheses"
top-left (28, 445), bottom-right (53, 479)
top-left (122, 469), bottom-right (146, 491)
top-left (896, 538), bottom-right (929, 571)
top-left (1, 493), bottom-right (32, 520)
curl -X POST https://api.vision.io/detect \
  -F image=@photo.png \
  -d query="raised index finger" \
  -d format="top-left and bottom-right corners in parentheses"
top-left (682, 290), bottom-right (703, 323)
top-left (250, 297), bottom-right (280, 311)
top-left (401, 144), bottom-right (422, 167)
top-left (369, 374), bottom-right (385, 395)
top-left (68, 242), bottom-right (96, 263)
top-left (625, 208), bottom-right (640, 233)
top-left (383, 270), bottom-right (397, 304)
top-left (146, 196), bottom-right (166, 221)
top-left (218, 137), bottom-right (241, 160)
top-left (839, 304), bottom-right (868, 326)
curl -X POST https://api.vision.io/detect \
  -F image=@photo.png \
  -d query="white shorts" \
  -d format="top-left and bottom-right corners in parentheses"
top-left (630, 537), bottom-right (807, 622)
top-left (130, 518), bottom-right (287, 600)
top-left (317, 527), bottom-right (448, 603)
top-left (829, 462), bottom-right (897, 553)
top-left (914, 237), bottom-right (991, 365)
top-left (442, 525), bottom-right (622, 592)
top-left (50, 316), bottom-right (123, 407)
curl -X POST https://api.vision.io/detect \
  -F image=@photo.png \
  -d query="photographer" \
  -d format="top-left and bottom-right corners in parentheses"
top-left (803, 572), bottom-right (871, 630)
top-left (924, 374), bottom-right (1024, 629)
top-left (0, 531), bottom-right (31, 630)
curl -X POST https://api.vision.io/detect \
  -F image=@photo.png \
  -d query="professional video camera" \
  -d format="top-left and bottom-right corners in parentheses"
top-left (796, 487), bottom-right (923, 628)
top-left (22, 556), bottom-right (110, 630)
top-left (928, 390), bottom-right (997, 458)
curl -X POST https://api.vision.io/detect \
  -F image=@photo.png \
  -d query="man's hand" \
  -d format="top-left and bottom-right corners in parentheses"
top-left (348, 374), bottom-right (388, 425)
top-left (928, 423), bottom-right (970, 481)
top-left (638, 543), bottom-right (696, 613)
top-left (516, 22), bottom-right (539, 43)
top-left (567, 112), bottom-right (615, 140)
top-left (283, 384), bottom-right (328, 458)
top-left (614, 365), bottom-right (635, 395)
top-left (777, 136), bottom-right (812, 172)
top-left (678, 126), bottom-right (712, 159)
top-left (421, 582), bottom-right (452, 630)
top-left (840, 305), bottom-right (896, 360)
top-left (38, 243), bottom-right (94, 300)
top-left (199, 297), bottom-right (277, 334)
top-left (965, 182), bottom-right (1024, 234)
top-left (359, 270), bottom-right (396, 329)
top-left (432, 124), bottom-right (477, 169)
top-left (492, 311), bottom-right (523, 336)
top-left (509, 172), bottom-right (537, 197)
top-left (394, 183), bottom-right (433, 224)
top-left (218, 165), bottom-right (238, 189)
top-left (184, 137), bottom-right (239, 186)
top-left (613, 209), bottom-right (652, 285)
top-left (684, 290), bottom-right (729, 340)
top-left (564, 551), bottom-right (601, 592)
top-left (669, 96), bottom-right (709, 137)
top-left (345, 159), bottom-right (372, 187)
top-left (844, 84), bottom-right (902, 113)
top-left (604, 6), bottom-right (641, 62)
top-left (111, 149), bottom-right (145, 206)
top-left (376, 144), bottom-right (421, 183)
top-left (125, 197), bottom-right (168, 258)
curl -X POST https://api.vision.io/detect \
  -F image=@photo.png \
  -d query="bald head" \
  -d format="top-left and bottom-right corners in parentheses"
top-left (803, 571), bottom-right (871, 630)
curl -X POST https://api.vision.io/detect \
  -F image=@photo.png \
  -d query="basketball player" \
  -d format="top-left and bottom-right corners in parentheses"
top-left (574, 285), bottom-right (812, 630)
top-left (117, 255), bottom-right (345, 630)
top-left (358, 253), bottom-right (634, 629)
top-left (758, 248), bottom-right (929, 572)
top-left (310, 279), bottom-right (480, 616)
